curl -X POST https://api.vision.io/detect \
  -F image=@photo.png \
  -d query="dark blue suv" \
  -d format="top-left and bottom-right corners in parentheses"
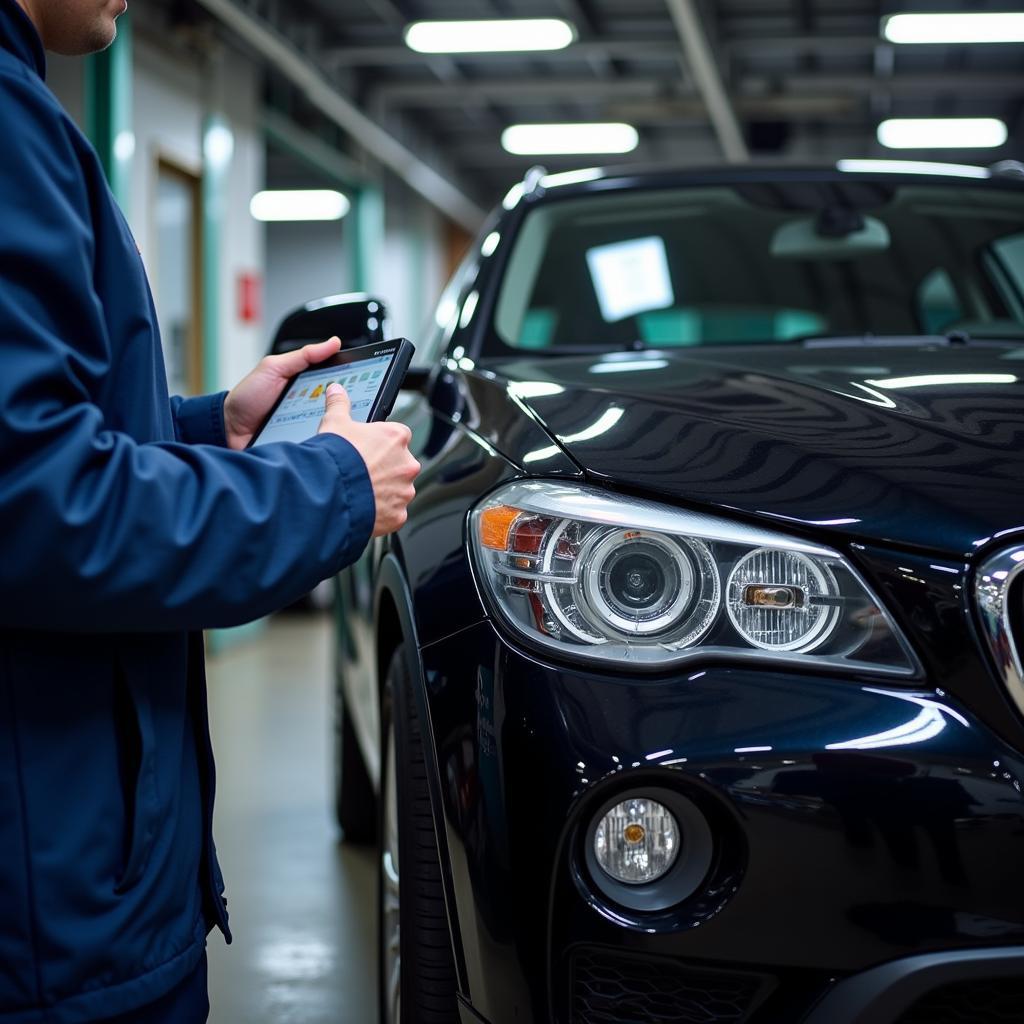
top-left (326, 162), bottom-right (1024, 1024)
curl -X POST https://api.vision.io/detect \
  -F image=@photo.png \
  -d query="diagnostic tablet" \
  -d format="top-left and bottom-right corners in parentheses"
top-left (249, 338), bottom-right (415, 448)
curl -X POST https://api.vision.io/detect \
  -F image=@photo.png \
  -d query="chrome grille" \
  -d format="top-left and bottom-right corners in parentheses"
top-left (975, 545), bottom-right (1024, 718)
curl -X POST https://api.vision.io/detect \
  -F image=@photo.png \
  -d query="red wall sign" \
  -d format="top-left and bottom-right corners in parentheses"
top-left (237, 272), bottom-right (262, 325)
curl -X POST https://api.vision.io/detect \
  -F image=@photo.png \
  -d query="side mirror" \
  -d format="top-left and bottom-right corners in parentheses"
top-left (269, 293), bottom-right (387, 355)
top-left (402, 366), bottom-right (432, 392)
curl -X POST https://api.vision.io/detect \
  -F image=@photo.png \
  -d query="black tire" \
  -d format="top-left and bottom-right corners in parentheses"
top-left (379, 646), bottom-right (458, 1024)
top-left (334, 684), bottom-right (377, 844)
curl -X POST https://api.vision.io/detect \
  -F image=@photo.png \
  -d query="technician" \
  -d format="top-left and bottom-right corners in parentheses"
top-left (0, 1), bottom-right (419, 1022)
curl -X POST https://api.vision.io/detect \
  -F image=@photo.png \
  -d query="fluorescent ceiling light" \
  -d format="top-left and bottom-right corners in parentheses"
top-left (250, 190), bottom-right (351, 222)
top-left (502, 123), bottom-right (639, 156)
top-left (877, 118), bottom-right (1007, 150)
top-left (883, 12), bottom-right (1024, 44)
top-left (837, 158), bottom-right (990, 179)
top-left (404, 19), bottom-right (575, 54)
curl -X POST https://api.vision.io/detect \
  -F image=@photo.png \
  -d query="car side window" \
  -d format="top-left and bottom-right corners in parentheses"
top-left (987, 232), bottom-right (1024, 320)
top-left (413, 245), bottom-right (485, 368)
top-left (916, 268), bottom-right (964, 334)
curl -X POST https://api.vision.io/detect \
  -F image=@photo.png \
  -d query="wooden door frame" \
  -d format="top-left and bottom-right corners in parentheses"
top-left (154, 156), bottom-right (204, 395)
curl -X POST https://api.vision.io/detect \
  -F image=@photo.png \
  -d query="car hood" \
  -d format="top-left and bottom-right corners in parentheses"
top-left (486, 344), bottom-right (1024, 556)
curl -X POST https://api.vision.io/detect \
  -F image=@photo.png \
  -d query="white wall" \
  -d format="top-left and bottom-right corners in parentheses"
top-left (132, 40), bottom-right (266, 393)
top-left (264, 220), bottom-right (351, 341)
top-left (46, 32), bottom-right (266, 397)
top-left (44, 27), bottom-right (452, 386)
top-left (212, 48), bottom-right (266, 391)
top-left (374, 177), bottom-right (450, 345)
top-left (46, 54), bottom-right (84, 126)
top-left (262, 174), bottom-right (450, 351)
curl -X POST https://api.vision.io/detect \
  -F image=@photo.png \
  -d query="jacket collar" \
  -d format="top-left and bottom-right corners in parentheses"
top-left (0, 0), bottom-right (46, 78)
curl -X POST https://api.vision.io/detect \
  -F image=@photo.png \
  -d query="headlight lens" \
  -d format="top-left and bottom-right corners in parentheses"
top-left (547, 525), bottom-right (720, 646)
top-left (726, 549), bottom-right (840, 652)
top-left (469, 481), bottom-right (919, 675)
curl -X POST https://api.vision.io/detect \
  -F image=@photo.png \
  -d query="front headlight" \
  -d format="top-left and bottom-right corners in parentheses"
top-left (469, 481), bottom-right (919, 676)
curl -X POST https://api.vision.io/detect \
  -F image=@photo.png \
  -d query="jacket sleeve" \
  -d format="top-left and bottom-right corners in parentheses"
top-left (170, 392), bottom-right (230, 447)
top-left (0, 70), bottom-right (376, 633)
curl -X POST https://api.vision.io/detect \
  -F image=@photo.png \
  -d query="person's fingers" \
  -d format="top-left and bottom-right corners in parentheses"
top-left (267, 336), bottom-right (342, 377)
top-left (323, 382), bottom-right (352, 419)
top-left (300, 336), bottom-right (342, 366)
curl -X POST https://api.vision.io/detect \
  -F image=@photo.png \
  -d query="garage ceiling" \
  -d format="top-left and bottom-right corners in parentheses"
top-left (236, 0), bottom-right (1024, 210)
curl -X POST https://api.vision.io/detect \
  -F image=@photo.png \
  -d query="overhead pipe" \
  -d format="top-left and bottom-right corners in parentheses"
top-left (194, 0), bottom-right (487, 232)
top-left (664, 0), bottom-right (749, 163)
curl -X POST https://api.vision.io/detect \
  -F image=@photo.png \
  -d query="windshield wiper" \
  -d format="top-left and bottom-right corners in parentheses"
top-left (801, 333), bottom-right (1023, 349)
top-left (516, 341), bottom-right (651, 356)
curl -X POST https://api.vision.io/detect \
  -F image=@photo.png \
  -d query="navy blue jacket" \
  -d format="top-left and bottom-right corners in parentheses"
top-left (0, 3), bottom-right (376, 1019)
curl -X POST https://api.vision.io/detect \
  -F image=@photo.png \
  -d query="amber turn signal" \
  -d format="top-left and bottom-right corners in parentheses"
top-left (479, 505), bottom-right (523, 551)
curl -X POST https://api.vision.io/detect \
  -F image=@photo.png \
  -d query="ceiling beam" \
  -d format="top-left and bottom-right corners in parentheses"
top-left (363, 0), bottom-right (406, 24)
top-left (609, 94), bottom-right (862, 122)
top-left (192, 0), bottom-right (486, 231)
top-left (451, 134), bottom-right (872, 170)
top-left (373, 77), bottom-right (681, 107)
top-left (325, 39), bottom-right (683, 67)
top-left (324, 35), bottom-right (885, 69)
top-left (263, 109), bottom-right (367, 188)
top-left (664, 0), bottom-right (749, 162)
top-left (726, 34), bottom-right (879, 56)
top-left (550, 0), bottom-right (615, 78)
top-left (367, 72), bottom-right (1024, 109)
top-left (749, 72), bottom-right (1024, 96)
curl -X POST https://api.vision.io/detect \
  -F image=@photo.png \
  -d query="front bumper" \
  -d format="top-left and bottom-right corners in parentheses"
top-left (421, 619), bottom-right (1024, 1024)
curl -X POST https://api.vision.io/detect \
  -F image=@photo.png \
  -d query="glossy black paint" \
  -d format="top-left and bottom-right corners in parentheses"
top-left (481, 345), bottom-right (1024, 558)
top-left (332, 166), bottom-right (1024, 1024)
top-left (802, 946), bottom-right (1024, 1024)
top-left (851, 545), bottom-right (1024, 754)
top-left (422, 621), bottom-right (1024, 1024)
top-left (432, 366), bottom-right (581, 477)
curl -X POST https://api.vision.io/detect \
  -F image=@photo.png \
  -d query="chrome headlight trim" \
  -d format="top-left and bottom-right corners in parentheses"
top-left (469, 480), bottom-right (923, 678)
top-left (975, 544), bottom-right (1024, 716)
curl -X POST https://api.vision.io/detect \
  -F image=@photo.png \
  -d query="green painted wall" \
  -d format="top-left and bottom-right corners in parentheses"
top-left (350, 184), bottom-right (384, 294)
top-left (84, 13), bottom-right (133, 212)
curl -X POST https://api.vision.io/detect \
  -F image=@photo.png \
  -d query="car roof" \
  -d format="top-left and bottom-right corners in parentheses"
top-left (501, 160), bottom-right (1024, 210)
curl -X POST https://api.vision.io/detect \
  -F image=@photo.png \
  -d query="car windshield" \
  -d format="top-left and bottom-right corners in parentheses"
top-left (489, 180), bottom-right (1024, 353)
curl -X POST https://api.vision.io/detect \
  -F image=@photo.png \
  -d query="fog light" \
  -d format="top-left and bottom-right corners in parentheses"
top-left (594, 798), bottom-right (680, 885)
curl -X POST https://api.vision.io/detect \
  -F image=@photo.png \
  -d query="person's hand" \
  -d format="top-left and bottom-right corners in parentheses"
top-left (223, 337), bottom-right (342, 451)
top-left (319, 383), bottom-right (420, 537)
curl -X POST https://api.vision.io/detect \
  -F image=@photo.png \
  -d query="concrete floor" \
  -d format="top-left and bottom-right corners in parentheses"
top-left (205, 613), bottom-right (378, 1023)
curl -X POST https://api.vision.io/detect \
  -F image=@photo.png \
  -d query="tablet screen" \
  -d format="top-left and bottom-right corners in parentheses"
top-left (252, 353), bottom-right (393, 446)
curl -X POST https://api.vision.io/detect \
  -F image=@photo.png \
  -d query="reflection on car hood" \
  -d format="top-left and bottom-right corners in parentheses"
top-left (487, 344), bottom-right (1024, 556)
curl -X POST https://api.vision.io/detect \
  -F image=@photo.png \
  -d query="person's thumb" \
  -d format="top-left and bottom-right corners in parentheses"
top-left (323, 382), bottom-right (352, 420)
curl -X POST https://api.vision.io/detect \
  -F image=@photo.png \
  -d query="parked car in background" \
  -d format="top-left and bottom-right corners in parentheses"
top-left (319, 162), bottom-right (1024, 1024)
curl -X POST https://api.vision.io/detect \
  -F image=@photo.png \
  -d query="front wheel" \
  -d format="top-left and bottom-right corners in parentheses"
top-left (379, 647), bottom-right (458, 1024)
